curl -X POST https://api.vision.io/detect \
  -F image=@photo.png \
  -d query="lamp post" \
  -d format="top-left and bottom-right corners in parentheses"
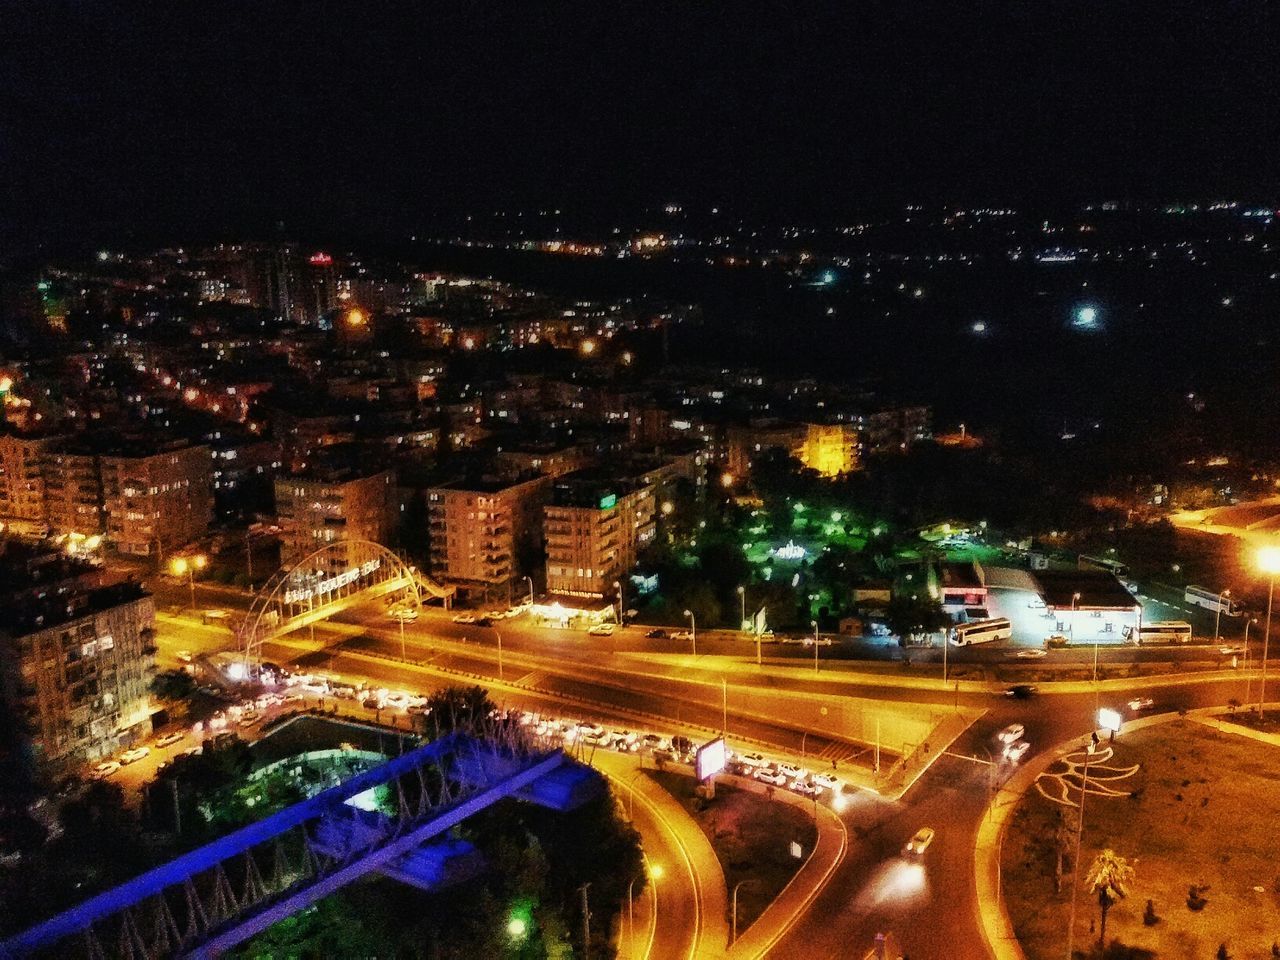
top-left (494, 627), bottom-right (504, 682)
top-left (171, 555), bottom-right (207, 611)
top-left (1065, 734), bottom-right (1099, 960)
top-left (811, 620), bottom-right (820, 674)
top-left (731, 879), bottom-right (758, 946)
top-left (684, 609), bottom-right (696, 658)
top-left (1214, 588), bottom-right (1231, 642)
top-left (524, 575), bottom-right (534, 606)
top-left (1244, 616), bottom-right (1259, 703)
top-left (1070, 591), bottom-right (1081, 645)
top-left (614, 580), bottom-right (623, 625)
top-left (1257, 547), bottom-right (1280, 718)
top-left (737, 585), bottom-right (746, 630)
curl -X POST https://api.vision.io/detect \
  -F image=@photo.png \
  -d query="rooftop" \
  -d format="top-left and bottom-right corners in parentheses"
top-left (1035, 569), bottom-right (1139, 610)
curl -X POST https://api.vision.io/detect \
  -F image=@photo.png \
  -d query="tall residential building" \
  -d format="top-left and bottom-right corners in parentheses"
top-left (43, 447), bottom-right (105, 538)
top-left (101, 442), bottom-right (214, 556)
top-left (275, 465), bottom-right (397, 570)
top-left (798, 422), bottom-right (859, 477)
top-left (0, 432), bottom-right (51, 535)
top-left (544, 474), bottom-right (655, 599)
top-left (243, 244), bottom-right (296, 321)
top-left (0, 542), bottom-right (155, 772)
top-left (863, 405), bottom-right (932, 455)
top-left (427, 475), bottom-right (552, 590)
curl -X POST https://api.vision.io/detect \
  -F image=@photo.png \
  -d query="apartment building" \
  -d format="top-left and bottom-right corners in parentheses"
top-left (0, 432), bottom-right (51, 535)
top-left (0, 542), bottom-right (155, 772)
top-left (275, 464), bottom-right (397, 570)
top-left (544, 473), bottom-right (656, 599)
top-left (42, 447), bottom-right (105, 538)
top-left (427, 474), bottom-right (552, 590)
top-left (798, 422), bottom-right (859, 477)
top-left (101, 441), bottom-right (214, 556)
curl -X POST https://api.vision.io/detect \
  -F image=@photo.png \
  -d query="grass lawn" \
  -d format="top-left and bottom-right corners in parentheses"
top-left (645, 769), bottom-right (815, 936)
top-left (1002, 720), bottom-right (1280, 959)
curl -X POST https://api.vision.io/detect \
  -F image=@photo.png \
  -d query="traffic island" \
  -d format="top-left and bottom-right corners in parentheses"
top-left (999, 719), bottom-right (1280, 959)
top-left (644, 769), bottom-right (817, 940)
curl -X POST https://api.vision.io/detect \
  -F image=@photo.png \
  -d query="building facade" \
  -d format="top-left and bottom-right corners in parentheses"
top-left (0, 432), bottom-right (50, 535)
top-left (42, 448), bottom-right (105, 538)
top-left (101, 442), bottom-right (214, 556)
top-left (275, 466), bottom-right (397, 570)
top-left (0, 545), bottom-right (155, 772)
top-left (544, 476), bottom-right (656, 599)
top-left (427, 475), bottom-right (552, 590)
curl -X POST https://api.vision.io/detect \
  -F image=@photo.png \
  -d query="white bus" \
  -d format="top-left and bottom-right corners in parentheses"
top-left (1123, 621), bottom-right (1193, 645)
top-left (1183, 586), bottom-right (1242, 617)
top-left (950, 617), bottom-right (1013, 646)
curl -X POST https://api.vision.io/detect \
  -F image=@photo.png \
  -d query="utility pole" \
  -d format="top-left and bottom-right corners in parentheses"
top-left (1065, 737), bottom-right (1097, 960)
top-left (579, 883), bottom-right (591, 960)
top-left (722, 678), bottom-right (728, 735)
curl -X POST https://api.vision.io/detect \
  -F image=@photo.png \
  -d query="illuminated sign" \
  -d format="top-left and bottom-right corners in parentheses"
top-left (1097, 708), bottom-right (1122, 733)
top-left (695, 737), bottom-right (727, 781)
top-left (599, 493), bottom-right (617, 510)
top-left (309, 252), bottom-right (334, 266)
top-left (771, 540), bottom-right (807, 561)
top-left (283, 558), bottom-right (382, 604)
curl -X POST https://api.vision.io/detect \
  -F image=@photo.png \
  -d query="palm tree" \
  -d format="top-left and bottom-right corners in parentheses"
top-left (1087, 848), bottom-right (1135, 948)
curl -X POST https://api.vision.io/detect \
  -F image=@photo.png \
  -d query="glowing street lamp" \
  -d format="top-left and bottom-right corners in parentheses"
top-left (811, 619), bottom-right (820, 674)
top-left (1256, 547), bottom-right (1280, 718)
top-left (683, 609), bottom-right (697, 658)
top-left (171, 554), bottom-right (207, 610)
top-left (1214, 588), bottom-right (1231, 642)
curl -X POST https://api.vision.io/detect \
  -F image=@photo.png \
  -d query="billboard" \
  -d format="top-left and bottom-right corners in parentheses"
top-left (695, 737), bottom-right (727, 781)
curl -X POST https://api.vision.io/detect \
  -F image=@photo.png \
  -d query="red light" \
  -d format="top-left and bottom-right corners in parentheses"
top-left (309, 252), bottom-right (333, 266)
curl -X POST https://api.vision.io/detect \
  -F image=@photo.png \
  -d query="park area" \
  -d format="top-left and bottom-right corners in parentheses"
top-left (645, 769), bottom-right (816, 936)
top-left (1002, 719), bottom-right (1280, 959)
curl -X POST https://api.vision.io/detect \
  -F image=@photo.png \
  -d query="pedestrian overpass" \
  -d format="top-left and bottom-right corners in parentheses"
top-left (236, 539), bottom-right (454, 668)
top-left (1, 728), bottom-right (602, 960)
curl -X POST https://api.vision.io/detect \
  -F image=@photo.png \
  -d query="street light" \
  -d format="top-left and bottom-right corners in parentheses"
top-left (1214, 588), bottom-right (1231, 642)
top-left (524, 575), bottom-right (534, 606)
top-left (811, 620), bottom-right (820, 674)
top-left (731, 878), bottom-right (759, 945)
top-left (683, 609), bottom-right (696, 658)
top-left (1244, 616), bottom-right (1259, 703)
top-left (613, 580), bottom-right (623, 625)
top-left (170, 554), bottom-right (207, 611)
top-left (1070, 591), bottom-right (1081, 645)
top-left (1065, 733), bottom-right (1100, 960)
top-left (1257, 547), bottom-right (1280, 718)
top-left (737, 585), bottom-right (746, 630)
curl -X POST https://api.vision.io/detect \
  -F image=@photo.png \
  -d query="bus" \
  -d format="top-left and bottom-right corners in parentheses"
top-left (1183, 585), bottom-right (1242, 617)
top-left (950, 617), bottom-right (1013, 646)
top-left (1122, 621), bottom-right (1193, 645)
top-left (1078, 554), bottom-right (1129, 578)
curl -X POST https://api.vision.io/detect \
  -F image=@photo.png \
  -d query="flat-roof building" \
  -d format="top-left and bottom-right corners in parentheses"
top-left (544, 473), bottom-right (656, 600)
top-left (427, 474), bottom-right (552, 593)
top-left (275, 463), bottom-right (397, 570)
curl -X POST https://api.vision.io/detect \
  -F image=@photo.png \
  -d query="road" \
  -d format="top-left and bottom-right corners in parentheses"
top-left (143, 577), bottom-right (1268, 958)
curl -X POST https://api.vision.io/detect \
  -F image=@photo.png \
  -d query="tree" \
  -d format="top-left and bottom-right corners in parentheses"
top-left (1087, 848), bottom-right (1135, 948)
top-left (424, 685), bottom-right (498, 737)
top-left (1052, 805), bottom-right (1079, 894)
top-left (884, 594), bottom-right (951, 646)
top-left (150, 668), bottom-right (197, 702)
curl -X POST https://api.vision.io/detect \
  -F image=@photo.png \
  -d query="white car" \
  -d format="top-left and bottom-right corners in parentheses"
top-left (91, 760), bottom-right (120, 779)
top-left (789, 778), bottom-right (820, 797)
top-left (776, 762), bottom-right (807, 780)
top-left (156, 732), bottom-right (184, 748)
top-left (905, 827), bottom-right (935, 856)
top-left (1128, 697), bottom-right (1156, 712)
top-left (997, 723), bottom-right (1025, 744)
top-left (754, 767), bottom-right (788, 787)
top-left (1014, 648), bottom-right (1048, 660)
top-left (672, 630), bottom-right (693, 642)
top-left (737, 751), bottom-right (767, 769)
top-left (588, 623), bottom-right (616, 637)
top-left (1003, 740), bottom-right (1031, 763)
top-left (811, 772), bottom-right (842, 792)
top-left (452, 613), bottom-right (477, 624)
top-left (119, 747), bottom-right (150, 765)
top-left (388, 607), bottom-right (419, 622)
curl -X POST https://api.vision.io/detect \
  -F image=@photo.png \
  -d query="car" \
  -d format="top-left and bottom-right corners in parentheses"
top-left (1219, 645), bottom-right (1245, 656)
top-left (1128, 696), bottom-right (1156, 712)
top-left (1014, 648), bottom-right (1048, 660)
top-left (789, 779), bottom-right (821, 797)
top-left (156, 732), bottom-right (184, 748)
top-left (611, 729), bottom-right (638, 747)
top-left (1045, 634), bottom-right (1071, 646)
top-left (672, 630), bottom-right (693, 642)
top-left (452, 613), bottom-right (476, 624)
top-left (388, 607), bottom-right (419, 622)
top-left (588, 623), bottom-right (616, 637)
top-left (776, 762), bottom-right (807, 780)
top-left (91, 761), bottom-right (120, 779)
top-left (997, 723), bottom-right (1025, 743)
top-left (905, 827), bottom-right (935, 856)
top-left (176, 650), bottom-right (193, 663)
top-left (641, 734), bottom-right (669, 751)
top-left (779, 636), bottom-right (806, 646)
top-left (1004, 685), bottom-right (1038, 699)
top-left (484, 610), bottom-right (506, 621)
top-left (811, 772), bottom-right (842, 792)
top-left (1003, 740), bottom-right (1031, 763)
top-left (737, 751), bottom-right (767, 769)
top-left (802, 636), bottom-right (834, 647)
top-left (181, 746), bottom-right (203, 758)
top-left (645, 628), bottom-right (668, 639)
top-left (754, 767), bottom-right (788, 787)
top-left (119, 747), bottom-right (150, 765)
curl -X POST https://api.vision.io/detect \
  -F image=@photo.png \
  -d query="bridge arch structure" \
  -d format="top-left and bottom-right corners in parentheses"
top-left (236, 540), bottom-right (454, 668)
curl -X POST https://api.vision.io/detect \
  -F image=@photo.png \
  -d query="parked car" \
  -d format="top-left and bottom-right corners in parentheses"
top-left (645, 628), bottom-right (668, 639)
top-left (789, 779), bottom-right (821, 797)
top-left (1014, 648), bottom-right (1048, 660)
top-left (754, 767), bottom-right (788, 787)
top-left (776, 761), bottom-right (807, 780)
top-left (997, 723), bottom-right (1025, 743)
top-left (905, 827), bottom-right (935, 856)
top-left (156, 732), bottom-right (184, 748)
top-left (588, 623), bottom-right (616, 637)
top-left (119, 747), bottom-right (150, 765)
top-left (737, 751), bottom-right (767, 769)
top-left (1128, 696), bottom-right (1156, 712)
top-left (452, 613), bottom-right (476, 624)
top-left (91, 761), bottom-right (121, 779)
top-left (811, 772), bottom-right (842, 792)
top-left (1003, 740), bottom-right (1031, 763)
top-left (388, 607), bottom-right (419, 622)
top-left (672, 630), bottom-right (693, 642)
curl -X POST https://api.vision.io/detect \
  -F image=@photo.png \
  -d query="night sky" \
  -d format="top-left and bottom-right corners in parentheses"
top-left (2, 1), bottom-right (1275, 246)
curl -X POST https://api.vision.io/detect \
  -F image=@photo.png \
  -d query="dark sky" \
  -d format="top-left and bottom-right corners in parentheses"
top-left (2, 1), bottom-right (1275, 246)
